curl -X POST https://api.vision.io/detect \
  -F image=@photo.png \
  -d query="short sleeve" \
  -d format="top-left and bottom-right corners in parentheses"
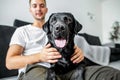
top-left (10, 28), bottom-right (26, 47)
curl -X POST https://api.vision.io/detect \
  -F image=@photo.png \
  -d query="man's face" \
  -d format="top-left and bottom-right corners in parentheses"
top-left (29, 0), bottom-right (48, 21)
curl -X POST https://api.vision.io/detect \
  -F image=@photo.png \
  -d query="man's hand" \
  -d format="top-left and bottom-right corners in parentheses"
top-left (71, 46), bottom-right (84, 64)
top-left (39, 43), bottom-right (62, 63)
top-left (39, 44), bottom-right (84, 64)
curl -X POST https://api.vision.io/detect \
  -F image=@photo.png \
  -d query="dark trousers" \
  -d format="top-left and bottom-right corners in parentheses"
top-left (18, 64), bottom-right (120, 80)
top-left (18, 65), bottom-right (48, 80)
top-left (85, 66), bottom-right (120, 80)
top-left (18, 64), bottom-right (84, 80)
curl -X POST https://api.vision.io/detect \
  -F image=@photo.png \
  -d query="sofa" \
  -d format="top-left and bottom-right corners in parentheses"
top-left (0, 19), bottom-right (120, 80)
top-left (0, 19), bottom-right (31, 80)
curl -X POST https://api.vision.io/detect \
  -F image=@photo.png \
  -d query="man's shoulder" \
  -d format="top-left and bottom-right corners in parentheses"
top-left (15, 24), bottom-right (32, 32)
top-left (17, 24), bottom-right (31, 29)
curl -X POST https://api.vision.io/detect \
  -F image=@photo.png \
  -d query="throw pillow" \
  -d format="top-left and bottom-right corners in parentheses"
top-left (78, 33), bottom-right (102, 45)
top-left (13, 19), bottom-right (32, 27)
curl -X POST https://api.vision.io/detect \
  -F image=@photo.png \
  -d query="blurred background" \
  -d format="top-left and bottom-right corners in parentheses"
top-left (0, 0), bottom-right (120, 44)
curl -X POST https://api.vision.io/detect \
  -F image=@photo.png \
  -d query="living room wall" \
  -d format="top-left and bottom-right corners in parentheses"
top-left (102, 0), bottom-right (120, 43)
top-left (0, 0), bottom-right (102, 42)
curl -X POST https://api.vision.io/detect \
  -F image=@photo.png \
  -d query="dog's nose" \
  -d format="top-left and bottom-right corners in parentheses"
top-left (55, 25), bottom-right (65, 32)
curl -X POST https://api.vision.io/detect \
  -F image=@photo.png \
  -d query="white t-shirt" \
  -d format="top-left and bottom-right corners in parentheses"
top-left (10, 24), bottom-right (50, 73)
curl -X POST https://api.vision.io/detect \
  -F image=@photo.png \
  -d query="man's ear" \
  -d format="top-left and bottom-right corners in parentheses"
top-left (74, 19), bottom-right (82, 34)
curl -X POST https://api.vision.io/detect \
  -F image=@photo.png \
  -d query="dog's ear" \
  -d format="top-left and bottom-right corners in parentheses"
top-left (43, 21), bottom-right (49, 34)
top-left (74, 19), bottom-right (82, 34)
top-left (43, 13), bottom-right (54, 34)
top-left (67, 12), bottom-right (82, 34)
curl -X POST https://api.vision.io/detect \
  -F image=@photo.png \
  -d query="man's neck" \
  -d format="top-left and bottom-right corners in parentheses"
top-left (33, 19), bottom-right (45, 28)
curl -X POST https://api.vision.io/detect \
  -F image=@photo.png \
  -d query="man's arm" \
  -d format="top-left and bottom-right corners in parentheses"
top-left (6, 44), bottom-right (62, 70)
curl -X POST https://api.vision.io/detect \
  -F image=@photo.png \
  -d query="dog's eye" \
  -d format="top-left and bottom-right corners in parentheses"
top-left (53, 17), bottom-right (57, 21)
top-left (68, 18), bottom-right (72, 23)
top-left (63, 17), bottom-right (72, 24)
top-left (64, 17), bottom-right (68, 22)
top-left (50, 17), bottom-right (57, 25)
top-left (51, 17), bottom-right (57, 22)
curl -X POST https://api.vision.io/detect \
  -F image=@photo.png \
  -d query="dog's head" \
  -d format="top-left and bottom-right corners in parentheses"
top-left (43, 12), bottom-right (82, 48)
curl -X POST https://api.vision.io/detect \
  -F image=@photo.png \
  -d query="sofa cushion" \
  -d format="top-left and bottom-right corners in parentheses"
top-left (13, 19), bottom-right (32, 27)
top-left (78, 33), bottom-right (102, 45)
top-left (0, 25), bottom-right (18, 78)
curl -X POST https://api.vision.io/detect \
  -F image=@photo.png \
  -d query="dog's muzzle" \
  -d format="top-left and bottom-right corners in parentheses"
top-left (53, 23), bottom-right (69, 48)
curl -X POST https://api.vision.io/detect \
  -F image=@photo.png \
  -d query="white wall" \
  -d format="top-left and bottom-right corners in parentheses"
top-left (0, 0), bottom-right (33, 26)
top-left (0, 0), bottom-right (102, 42)
top-left (102, 0), bottom-right (120, 43)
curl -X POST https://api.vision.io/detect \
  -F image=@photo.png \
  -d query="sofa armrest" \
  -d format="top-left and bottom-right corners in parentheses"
top-left (109, 60), bottom-right (120, 70)
top-left (0, 25), bottom-right (18, 78)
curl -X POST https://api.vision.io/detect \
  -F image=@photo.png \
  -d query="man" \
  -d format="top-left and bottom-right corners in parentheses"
top-left (6, 0), bottom-right (120, 80)
top-left (6, 0), bottom-right (84, 79)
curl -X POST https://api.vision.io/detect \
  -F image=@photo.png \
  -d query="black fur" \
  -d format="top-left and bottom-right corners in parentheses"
top-left (43, 12), bottom-right (84, 80)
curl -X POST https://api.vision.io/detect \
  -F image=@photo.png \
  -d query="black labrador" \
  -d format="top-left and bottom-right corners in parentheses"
top-left (43, 12), bottom-right (84, 80)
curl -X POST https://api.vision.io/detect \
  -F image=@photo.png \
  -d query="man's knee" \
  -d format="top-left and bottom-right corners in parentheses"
top-left (18, 64), bottom-right (48, 80)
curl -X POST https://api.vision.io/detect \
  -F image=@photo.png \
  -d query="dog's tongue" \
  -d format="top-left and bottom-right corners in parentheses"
top-left (55, 39), bottom-right (66, 48)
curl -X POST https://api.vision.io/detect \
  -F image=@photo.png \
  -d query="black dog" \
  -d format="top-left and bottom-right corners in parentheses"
top-left (43, 12), bottom-right (84, 80)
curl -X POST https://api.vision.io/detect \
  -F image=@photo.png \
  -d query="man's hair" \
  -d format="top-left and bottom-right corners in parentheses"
top-left (29, 0), bottom-right (46, 5)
